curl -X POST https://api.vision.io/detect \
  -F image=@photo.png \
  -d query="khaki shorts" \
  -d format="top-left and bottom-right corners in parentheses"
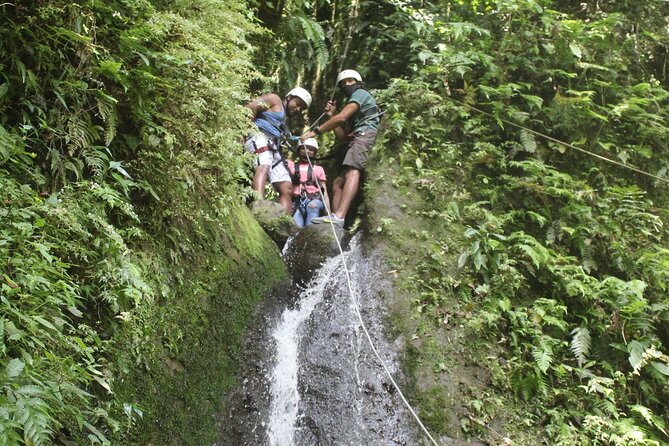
top-left (342, 129), bottom-right (377, 172)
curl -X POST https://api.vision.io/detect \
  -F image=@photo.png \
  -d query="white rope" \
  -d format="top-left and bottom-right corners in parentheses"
top-left (303, 150), bottom-right (441, 446)
top-left (445, 95), bottom-right (669, 185)
top-left (308, 0), bottom-right (361, 131)
top-left (297, 5), bottom-right (439, 441)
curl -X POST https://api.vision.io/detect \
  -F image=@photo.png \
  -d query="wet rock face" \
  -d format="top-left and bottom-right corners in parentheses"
top-left (220, 237), bottom-right (472, 446)
top-left (283, 224), bottom-right (350, 285)
top-left (250, 200), bottom-right (297, 248)
top-left (218, 282), bottom-right (299, 446)
top-left (292, 245), bottom-right (421, 446)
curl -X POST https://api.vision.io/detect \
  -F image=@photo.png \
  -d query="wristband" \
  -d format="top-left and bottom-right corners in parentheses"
top-left (314, 127), bottom-right (322, 135)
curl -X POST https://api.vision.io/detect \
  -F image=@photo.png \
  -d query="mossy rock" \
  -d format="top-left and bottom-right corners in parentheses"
top-left (250, 200), bottom-right (298, 247)
top-left (110, 204), bottom-right (287, 446)
top-left (283, 224), bottom-right (350, 285)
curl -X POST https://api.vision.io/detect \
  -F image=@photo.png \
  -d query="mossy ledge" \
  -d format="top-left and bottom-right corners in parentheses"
top-left (110, 204), bottom-right (286, 445)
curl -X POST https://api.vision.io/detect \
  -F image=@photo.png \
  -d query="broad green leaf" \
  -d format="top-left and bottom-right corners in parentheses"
top-left (651, 361), bottom-right (669, 376)
top-left (32, 242), bottom-right (53, 263)
top-left (6, 358), bottom-right (24, 378)
top-left (33, 316), bottom-right (57, 331)
top-left (67, 306), bottom-right (83, 317)
top-left (628, 340), bottom-right (647, 372)
top-left (569, 42), bottom-right (582, 59)
top-left (457, 251), bottom-right (469, 268)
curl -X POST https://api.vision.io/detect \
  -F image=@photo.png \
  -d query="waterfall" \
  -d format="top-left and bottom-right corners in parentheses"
top-left (267, 250), bottom-right (343, 445)
top-left (220, 235), bottom-right (417, 446)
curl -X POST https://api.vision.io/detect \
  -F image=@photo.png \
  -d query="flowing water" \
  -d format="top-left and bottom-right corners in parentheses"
top-left (267, 253), bottom-right (340, 445)
top-left (219, 235), bottom-right (420, 445)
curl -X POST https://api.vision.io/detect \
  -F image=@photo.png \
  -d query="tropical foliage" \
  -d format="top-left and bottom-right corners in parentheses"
top-left (362, 0), bottom-right (669, 443)
top-left (252, 1), bottom-right (669, 442)
top-left (0, 0), bottom-right (284, 444)
top-left (4, 0), bottom-right (669, 444)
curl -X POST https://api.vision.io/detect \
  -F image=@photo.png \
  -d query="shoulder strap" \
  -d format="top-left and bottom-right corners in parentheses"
top-left (292, 161), bottom-right (301, 185)
top-left (278, 102), bottom-right (289, 138)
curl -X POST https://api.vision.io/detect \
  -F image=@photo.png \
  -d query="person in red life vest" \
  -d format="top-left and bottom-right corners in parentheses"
top-left (286, 138), bottom-right (330, 228)
top-left (300, 69), bottom-right (379, 227)
top-left (245, 87), bottom-right (312, 213)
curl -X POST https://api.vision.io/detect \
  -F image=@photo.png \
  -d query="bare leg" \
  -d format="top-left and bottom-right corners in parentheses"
top-left (274, 181), bottom-right (294, 214)
top-left (253, 165), bottom-right (270, 198)
top-left (331, 176), bottom-right (345, 215)
top-left (334, 167), bottom-right (361, 219)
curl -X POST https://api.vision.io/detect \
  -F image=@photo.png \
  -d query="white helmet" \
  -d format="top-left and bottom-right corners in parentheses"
top-left (286, 87), bottom-right (312, 108)
top-left (298, 138), bottom-right (319, 151)
top-left (336, 69), bottom-right (362, 84)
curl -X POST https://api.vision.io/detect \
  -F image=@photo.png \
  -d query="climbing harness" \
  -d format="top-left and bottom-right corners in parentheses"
top-left (264, 100), bottom-right (296, 171)
top-left (292, 161), bottom-right (323, 221)
top-left (303, 148), bottom-right (442, 446)
top-left (292, 162), bottom-right (318, 191)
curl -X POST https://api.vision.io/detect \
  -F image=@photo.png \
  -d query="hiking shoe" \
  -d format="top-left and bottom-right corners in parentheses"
top-left (311, 213), bottom-right (334, 224)
top-left (312, 213), bottom-right (345, 227)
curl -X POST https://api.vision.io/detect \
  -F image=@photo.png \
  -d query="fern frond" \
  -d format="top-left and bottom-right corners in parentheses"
top-left (520, 129), bottom-right (537, 153)
top-left (96, 94), bottom-right (118, 146)
top-left (83, 146), bottom-right (110, 177)
top-left (536, 372), bottom-right (548, 397)
top-left (630, 404), bottom-right (669, 437)
top-left (570, 326), bottom-right (591, 367)
top-left (15, 394), bottom-right (55, 446)
top-left (532, 341), bottom-right (553, 374)
top-left (67, 115), bottom-right (101, 153)
top-left (0, 423), bottom-right (23, 446)
top-left (509, 232), bottom-right (551, 271)
top-left (594, 397), bottom-right (618, 418)
top-left (297, 16), bottom-right (328, 67)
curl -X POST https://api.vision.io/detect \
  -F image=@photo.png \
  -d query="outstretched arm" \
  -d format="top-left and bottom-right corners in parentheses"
top-left (324, 101), bottom-right (348, 142)
top-left (301, 101), bottom-right (359, 141)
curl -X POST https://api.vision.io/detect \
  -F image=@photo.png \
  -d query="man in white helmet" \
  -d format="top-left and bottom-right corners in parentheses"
top-left (245, 87), bottom-right (312, 213)
top-left (300, 69), bottom-right (380, 227)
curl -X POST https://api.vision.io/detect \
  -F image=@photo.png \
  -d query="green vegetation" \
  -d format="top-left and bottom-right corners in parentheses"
top-left (1, 1), bottom-right (285, 444)
top-left (362, 1), bottom-right (669, 444)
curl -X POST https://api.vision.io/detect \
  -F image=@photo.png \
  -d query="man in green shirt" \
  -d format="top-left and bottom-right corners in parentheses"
top-left (301, 69), bottom-right (380, 227)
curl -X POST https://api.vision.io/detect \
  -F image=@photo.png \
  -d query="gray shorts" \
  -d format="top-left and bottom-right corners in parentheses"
top-left (342, 129), bottom-right (377, 172)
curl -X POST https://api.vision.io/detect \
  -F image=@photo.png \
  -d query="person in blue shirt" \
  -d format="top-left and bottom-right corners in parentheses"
top-left (301, 70), bottom-right (379, 227)
top-left (245, 87), bottom-right (312, 213)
